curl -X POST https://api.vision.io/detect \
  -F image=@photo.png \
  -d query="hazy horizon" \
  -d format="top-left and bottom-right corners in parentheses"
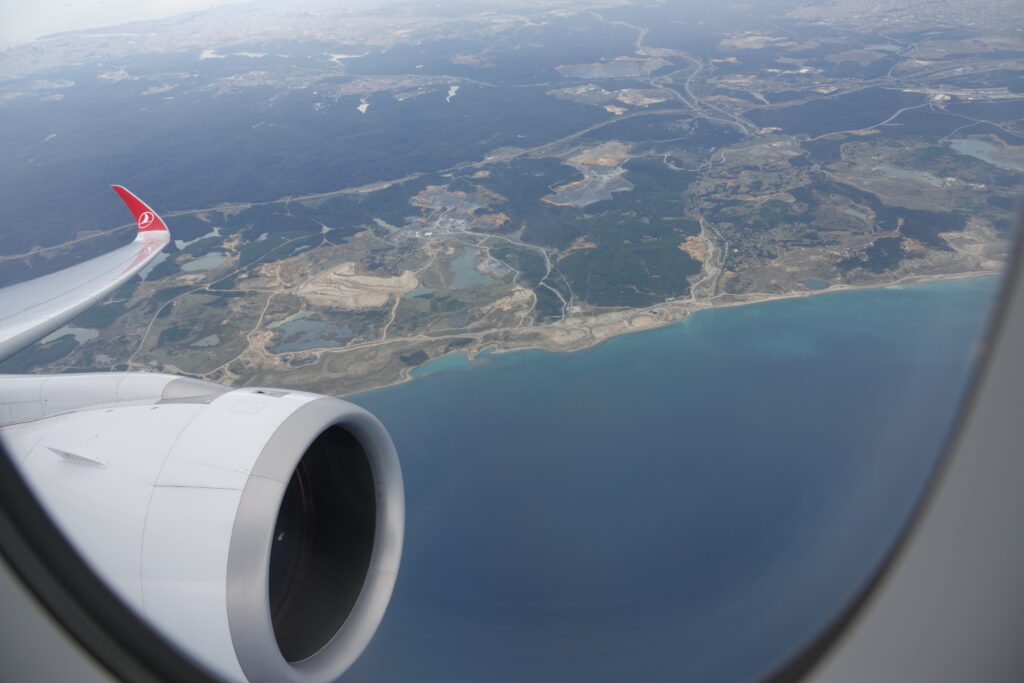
top-left (1, 0), bottom-right (246, 49)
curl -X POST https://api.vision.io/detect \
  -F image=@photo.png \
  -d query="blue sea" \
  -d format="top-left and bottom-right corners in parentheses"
top-left (344, 277), bottom-right (998, 683)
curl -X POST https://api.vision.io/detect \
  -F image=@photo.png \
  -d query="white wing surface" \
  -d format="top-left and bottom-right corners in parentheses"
top-left (0, 186), bottom-right (170, 362)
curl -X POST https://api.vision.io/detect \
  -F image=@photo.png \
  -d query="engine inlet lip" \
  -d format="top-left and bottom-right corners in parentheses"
top-left (226, 396), bottom-right (404, 683)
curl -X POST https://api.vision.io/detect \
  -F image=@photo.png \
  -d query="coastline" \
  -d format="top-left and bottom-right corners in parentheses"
top-left (347, 253), bottom-right (996, 683)
top-left (347, 268), bottom-right (1000, 397)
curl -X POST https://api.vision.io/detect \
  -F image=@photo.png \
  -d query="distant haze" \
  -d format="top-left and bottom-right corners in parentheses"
top-left (0, 0), bottom-right (248, 48)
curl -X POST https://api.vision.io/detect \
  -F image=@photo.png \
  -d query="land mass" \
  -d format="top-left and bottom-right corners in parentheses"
top-left (0, 0), bottom-right (1020, 394)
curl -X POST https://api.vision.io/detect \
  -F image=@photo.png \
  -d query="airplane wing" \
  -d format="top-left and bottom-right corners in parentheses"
top-left (0, 186), bottom-right (170, 362)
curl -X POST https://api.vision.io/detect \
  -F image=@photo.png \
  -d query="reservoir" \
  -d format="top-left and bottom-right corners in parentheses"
top-left (345, 276), bottom-right (997, 683)
top-left (450, 248), bottom-right (493, 289)
top-left (180, 251), bottom-right (228, 272)
top-left (949, 138), bottom-right (1024, 172)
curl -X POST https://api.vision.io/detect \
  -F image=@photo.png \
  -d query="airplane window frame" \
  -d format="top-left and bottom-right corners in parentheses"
top-left (764, 213), bottom-right (1024, 683)
top-left (0, 219), bottom-right (1021, 682)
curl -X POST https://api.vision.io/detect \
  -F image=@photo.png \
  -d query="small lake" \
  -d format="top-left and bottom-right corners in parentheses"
top-left (949, 138), bottom-right (1024, 172)
top-left (181, 251), bottom-right (228, 272)
top-left (450, 248), bottom-right (494, 289)
top-left (190, 334), bottom-right (221, 347)
top-left (41, 326), bottom-right (99, 344)
top-left (174, 226), bottom-right (221, 250)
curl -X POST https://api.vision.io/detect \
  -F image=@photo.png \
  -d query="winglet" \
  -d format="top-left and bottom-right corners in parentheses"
top-left (111, 185), bottom-right (168, 234)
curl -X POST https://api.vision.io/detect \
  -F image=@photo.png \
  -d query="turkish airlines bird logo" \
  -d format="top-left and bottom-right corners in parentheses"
top-left (137, 211), bottom-right (155, 229)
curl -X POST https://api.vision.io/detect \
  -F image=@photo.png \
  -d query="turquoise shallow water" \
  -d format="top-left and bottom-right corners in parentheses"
top-left (408, 351), bottom-right (475, 376)
top-left (344, 277), bottom-right (998, 683)
top-left (409, 346), bottom-right (497, 377)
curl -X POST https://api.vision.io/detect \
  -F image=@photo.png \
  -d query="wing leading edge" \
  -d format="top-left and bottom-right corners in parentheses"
top-left (0, 186), bottom-right (170, 362)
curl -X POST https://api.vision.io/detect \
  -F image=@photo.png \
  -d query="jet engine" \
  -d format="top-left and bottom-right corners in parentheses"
top-left (0, 373), bottom-right (403, 683)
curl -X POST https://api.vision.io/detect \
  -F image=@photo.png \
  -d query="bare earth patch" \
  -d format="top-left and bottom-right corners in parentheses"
top-left (568, 141), bottom-right (631, 167)
top-left (679, 235), bottom-right (707, 262)
top-left (297, 262), bottom-right (419, 309)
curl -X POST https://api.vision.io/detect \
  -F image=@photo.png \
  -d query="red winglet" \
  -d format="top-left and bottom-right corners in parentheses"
top-left (112, 185), bottom-right (168, 233)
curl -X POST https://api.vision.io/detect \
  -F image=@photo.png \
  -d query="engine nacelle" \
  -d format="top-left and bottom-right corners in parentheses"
top-left (0, 374), bottom-right (403, 682)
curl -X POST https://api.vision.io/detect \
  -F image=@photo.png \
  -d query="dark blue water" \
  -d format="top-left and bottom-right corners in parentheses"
top-left (343, 277), bottom-right (997, 683)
